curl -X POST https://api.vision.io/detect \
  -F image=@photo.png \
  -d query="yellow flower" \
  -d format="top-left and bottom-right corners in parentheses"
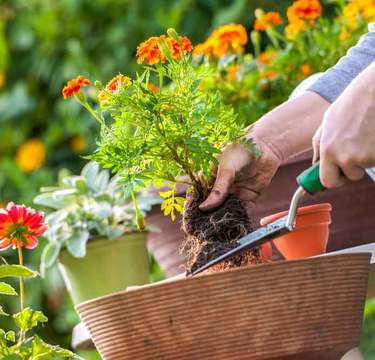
top-left (98, 90), bottom-right (108, 105)
top-left (0, 72), bottom-right (5, 88)
top-left (70, 135), bottom-right (87, 153)
top-left (16, 139), bottom-right (46, 172)
top-left (285, 19), bottom-right (306, 39)
top-left (339, 31), bottom-right (350, 41)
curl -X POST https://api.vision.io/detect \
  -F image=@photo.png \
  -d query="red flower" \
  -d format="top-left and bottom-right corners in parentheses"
top-left (168, 36), bottom-right (193, 59)
top-left (0, 203), bottom-right (47, 250)
top-left (62, 75), bottom-right (90, 99)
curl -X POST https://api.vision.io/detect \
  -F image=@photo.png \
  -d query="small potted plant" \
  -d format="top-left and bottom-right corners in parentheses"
top-left (34, 161), bottom-right (159, 305)
top-left (0, 202), bottom-right (81, 359)
top-left (63, 29), bottom-right (266, 274)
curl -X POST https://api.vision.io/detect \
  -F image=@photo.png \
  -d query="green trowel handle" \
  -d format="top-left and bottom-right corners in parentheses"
top-left (297, 162), bottom-right (325, 195)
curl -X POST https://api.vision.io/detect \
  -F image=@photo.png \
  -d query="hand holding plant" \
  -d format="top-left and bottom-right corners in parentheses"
top-left (0, 203), bottom-right (80, 359)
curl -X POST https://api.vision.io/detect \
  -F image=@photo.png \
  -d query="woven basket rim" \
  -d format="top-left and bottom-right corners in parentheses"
top-left (76, 252), bottom-right (371, 310)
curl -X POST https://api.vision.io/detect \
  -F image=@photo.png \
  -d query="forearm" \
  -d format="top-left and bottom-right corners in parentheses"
top-left (250, 91), bottom-right (330, 162)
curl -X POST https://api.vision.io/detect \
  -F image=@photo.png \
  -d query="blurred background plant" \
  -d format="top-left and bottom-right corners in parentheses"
top-left (0, 0), bottom-right (374, 358)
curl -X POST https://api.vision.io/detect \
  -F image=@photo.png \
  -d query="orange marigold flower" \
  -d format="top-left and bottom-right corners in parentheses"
top-left (106, 74), bottom-right (132, 92)
top-left (260, 70), bottom-right (278, 80)
top-left (137, 35), bottom-right (193, 65)
top-left (70, 135), bottom-right (87, 153)
top-left (0, 72), bottom-right (5, 88)
top-left (339, 31), bottom-right (350, 41)
top-left (211, 24), bottom-right (248, 57)
top-left (298, 64), bottom-right (313, 79)
top-left (0, 202), bottom-right (47, 250)
top-left (194, 24), bottom-right (248, 59)
top-left (193, 41), bottom-right (215, 58)
top-left (137, 36), bottom-right (165, 65)
top-left (62, 75), bottom-right (90, 99)
top-left (227, 65), bottom-right (240, 81)
top-left (287, 0), bottom-right (322, 23)
top-left (254, 12), bottom-right (283, 31)
top-left (168, 36), bottom-right (193, 59)
top-left (257, 50), bottom-right (277, 65)
top-left (147, 83), bottom-right (160, 94)
top-left (285, 19), bottom-right (306, 39)
top-left (16, 139), bottom-right (46, 173)
top-left (301, 64), bottom-right (312, 75)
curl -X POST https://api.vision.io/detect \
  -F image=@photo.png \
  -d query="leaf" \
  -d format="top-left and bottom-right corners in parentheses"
top-left (0, 282), bottom-right (17, 296)
top-left (159, 190), bottom-right (173, 199)
top-left (81, 161), bottom-right (100, 189)
top-left (14, 308), bottom-right (48, 331)
top-left (5, 331), bottom-right (15, 342)
top-left (0, 305), bottom-right (8, 316)
top-left (30, 336), bottom-right (83, 359)
top-left (66, 230), bottom-right (89, 258)
top-left (95, 169), bottom-right (110, 192)
top-left (40, 242), bottom-right (61, 274)
top-left (160, 196), bottom-right (185, 221)
top-left (33, 193), bottom-right (67, 210)
top-left (2, 355), bottom-right (23, 360)
top-left (91, 201), bottom-right (112, 219)
top-left (0, 265), bottom-right (37, 279)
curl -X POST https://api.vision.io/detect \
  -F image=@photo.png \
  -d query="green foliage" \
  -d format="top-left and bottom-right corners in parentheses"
top-left (87, 38), bottom-right (244, 217)
top-left (35, 161), bottom-right (160, 273)
top-left (0, 263), bottom-right (80, 359)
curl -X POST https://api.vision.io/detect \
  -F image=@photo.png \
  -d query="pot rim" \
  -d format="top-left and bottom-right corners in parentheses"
top-left (261, 203), bottom-right (332, 226)
top-left (76, 252), bottom-right (367, 309)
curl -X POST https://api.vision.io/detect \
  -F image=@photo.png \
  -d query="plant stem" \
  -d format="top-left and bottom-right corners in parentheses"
top-left (17, 246), bottom-right (25, 312)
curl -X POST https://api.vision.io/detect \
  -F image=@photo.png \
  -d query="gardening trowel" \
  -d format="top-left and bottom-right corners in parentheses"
top-left (191, 162), bottom-right (375, 276)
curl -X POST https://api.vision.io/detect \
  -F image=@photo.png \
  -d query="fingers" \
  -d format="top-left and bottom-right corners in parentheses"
top-left (320, 158), bottom-right (346, 188)
top-left (341, 164), bottom-right (366, 182)
top-left (312, 126), bottom-right (322, 164)
top-left (199, 166), bottom-right (235, 211)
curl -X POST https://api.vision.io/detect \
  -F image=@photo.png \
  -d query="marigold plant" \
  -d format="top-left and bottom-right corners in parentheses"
top-left (66, 29), bottom-right (248, 225)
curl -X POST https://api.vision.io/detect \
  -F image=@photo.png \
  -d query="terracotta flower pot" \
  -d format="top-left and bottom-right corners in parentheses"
top-left (260, 203), bottom-right (332, 260)
top-left (77, 253), bottom-right (370, 360)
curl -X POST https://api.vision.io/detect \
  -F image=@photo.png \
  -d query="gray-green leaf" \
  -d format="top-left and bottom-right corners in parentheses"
top-left (40, 242), bottom-right (61, 275)
top-left (66, 230), bottom-right (89, 258)
top-left (81, 161), bottom-right (100, 189)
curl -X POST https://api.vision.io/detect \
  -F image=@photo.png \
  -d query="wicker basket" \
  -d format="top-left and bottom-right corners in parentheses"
top-left (77, 253), bottom-right (370, 360)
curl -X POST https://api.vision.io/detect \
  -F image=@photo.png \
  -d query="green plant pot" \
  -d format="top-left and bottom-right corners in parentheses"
top-left (58, 232), bottom-right (150, 305)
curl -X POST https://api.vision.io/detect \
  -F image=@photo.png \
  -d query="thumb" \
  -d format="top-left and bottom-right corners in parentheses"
top-left (199, 166), bottom-right (235, 211)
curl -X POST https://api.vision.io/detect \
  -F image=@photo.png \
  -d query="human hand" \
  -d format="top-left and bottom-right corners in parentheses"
top-left (312, 63), bottom-right (375, 188)
top-left (199, 140), bottom-right (280, 211)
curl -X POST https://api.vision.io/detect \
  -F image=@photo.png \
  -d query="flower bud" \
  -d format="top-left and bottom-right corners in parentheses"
top-left (255, 8), bottom-right (265, 19)
top-left (167, 28), bottom-right (180, 41)
top-left (250, 30), bottom-right (261, 56)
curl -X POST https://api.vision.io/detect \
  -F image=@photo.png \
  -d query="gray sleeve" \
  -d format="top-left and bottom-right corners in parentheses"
top-left (308, 31), bottom-right (375, 103)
